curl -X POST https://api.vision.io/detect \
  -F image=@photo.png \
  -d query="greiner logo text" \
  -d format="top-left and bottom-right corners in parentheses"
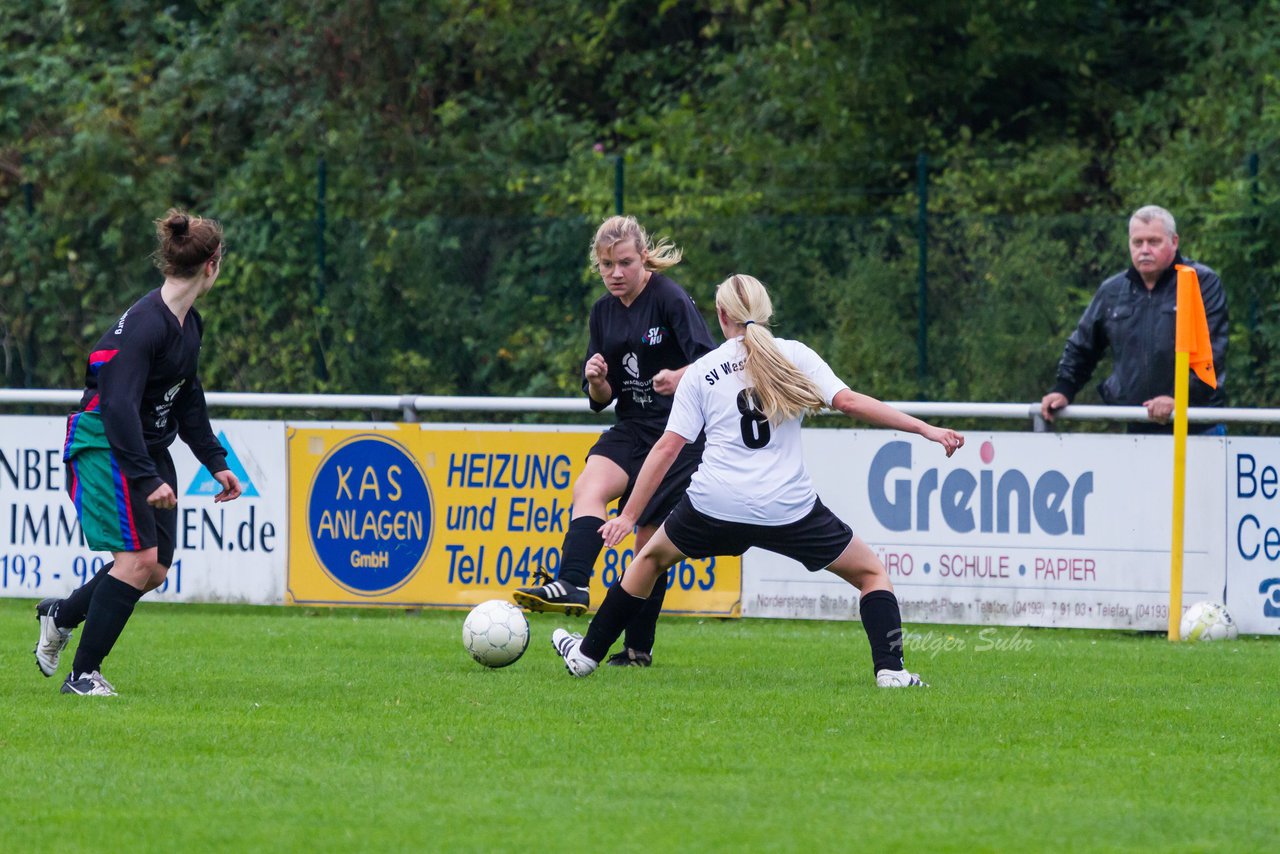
top-left (868, 441), bottom-right (1094, 535)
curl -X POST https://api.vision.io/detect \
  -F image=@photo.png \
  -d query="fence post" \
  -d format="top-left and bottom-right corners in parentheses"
top-left (22, 162), bottom-right (34, 216)
top-left (614, 155), bottom-right (625, 215)
top-left (916, 151), bottom-right (929, 391)
top-left (1248, 151), bottom-right (1260, 332)
top-left (21, 155), bottom-right (35, 390)
top-left (314, 157), bottom-right (330, 382)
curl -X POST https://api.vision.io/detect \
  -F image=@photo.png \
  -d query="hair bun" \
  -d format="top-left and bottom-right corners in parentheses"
top-left (168, 215), bottom-right (190, 237)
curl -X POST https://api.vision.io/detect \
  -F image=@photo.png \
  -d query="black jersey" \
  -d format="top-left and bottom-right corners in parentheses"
top-left (76, 288), bottom-right (227, 494)
top-left (583, 272), bottom-right (716, 424)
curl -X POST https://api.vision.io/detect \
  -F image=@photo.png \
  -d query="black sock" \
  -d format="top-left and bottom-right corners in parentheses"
top-left (622, 575), bottom-right (667, 653)
top-left (71, 574), bottom-right (144, 676)
top-left (580, 584), bottom-right (647, 662)
top-left (55, 562), bottom-right (114, 630)
top-left (859, 589), bottom-right (906, 674)
top-left (556, 516), bottom-right (605, 588)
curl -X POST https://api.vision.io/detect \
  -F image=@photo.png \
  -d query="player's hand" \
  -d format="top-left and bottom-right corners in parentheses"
top-left (583, 353), bottom-right (608, 384)
top-left (652, 368), bottom-right (680, 396)
top-left (1144, 395), bottom-right (1175, 423)
top-left (599, 513), bottom-right (637, 549)
top-left (147, 483), bottom-right (178, 510)
top-left (1040, 392), bottom-right (1068, 422)
top-left (212, 470), bottom-right (243, 503)
top-left (927, 427), bottom-right (965, 458)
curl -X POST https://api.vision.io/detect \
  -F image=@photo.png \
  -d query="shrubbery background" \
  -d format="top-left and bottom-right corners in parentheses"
top-left (3, 2), bottom-right (1277, 411)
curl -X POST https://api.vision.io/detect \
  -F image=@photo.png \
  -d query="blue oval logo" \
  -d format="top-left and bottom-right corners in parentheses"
top-left (307, 435), bottom-right (433, 596)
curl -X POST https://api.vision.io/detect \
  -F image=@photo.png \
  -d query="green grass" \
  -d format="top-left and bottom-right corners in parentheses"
top-left (1, 597), bottom-right (1275, 853)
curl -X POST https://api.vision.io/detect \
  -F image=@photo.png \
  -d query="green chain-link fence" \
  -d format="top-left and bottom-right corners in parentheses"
top-left (3, 157), bottom-right (1276, 425)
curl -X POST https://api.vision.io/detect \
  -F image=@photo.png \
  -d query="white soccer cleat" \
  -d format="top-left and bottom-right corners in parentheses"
top-left (34, 598), bottom-right (72, 677)
top-left (551, 628), bottom-right (598, 678)
top-left (876, 668), bottom-right (929, 688)
top-left (60, 670), bottom-right (117, 697)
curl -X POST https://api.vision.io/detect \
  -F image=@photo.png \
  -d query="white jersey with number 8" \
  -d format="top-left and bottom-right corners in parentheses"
top-left (665, 336), bottom-right (848, 525)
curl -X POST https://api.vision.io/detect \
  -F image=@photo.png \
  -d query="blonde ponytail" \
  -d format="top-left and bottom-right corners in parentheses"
top-left (715, 274), bottom-right (826, 423)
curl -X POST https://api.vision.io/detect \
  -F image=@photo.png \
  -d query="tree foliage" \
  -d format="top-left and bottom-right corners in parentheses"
top-left (2, 0), bottom-right (1278, 415)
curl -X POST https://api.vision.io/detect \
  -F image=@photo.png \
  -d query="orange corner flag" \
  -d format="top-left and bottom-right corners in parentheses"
top-left (1175, 264), bottom-right (1217, 389)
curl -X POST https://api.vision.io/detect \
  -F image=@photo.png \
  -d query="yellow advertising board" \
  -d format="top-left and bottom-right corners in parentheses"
top-left (287, 424), bottom-right (741, 616)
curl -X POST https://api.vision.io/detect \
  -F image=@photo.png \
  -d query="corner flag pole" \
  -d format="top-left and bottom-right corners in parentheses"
top-left (1168, 348), bottom-right (1190, 640)
top-left (1169, 264), bottom-right (1217, 640)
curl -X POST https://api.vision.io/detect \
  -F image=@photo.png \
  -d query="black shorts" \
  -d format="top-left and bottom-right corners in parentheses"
top-left (662, 495), bottom-right (854, 572)
top-left (587, 419), bottom-right (705, 528)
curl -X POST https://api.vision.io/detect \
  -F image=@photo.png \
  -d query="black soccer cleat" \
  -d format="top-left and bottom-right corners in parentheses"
top-left (512, 580), bottom-right (590, 617)
top-left (605, 647), bottom-right (653, 667)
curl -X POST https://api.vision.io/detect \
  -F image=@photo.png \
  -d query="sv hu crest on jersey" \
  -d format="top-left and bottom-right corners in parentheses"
top-left (643, 326), bottom-right (666, 345)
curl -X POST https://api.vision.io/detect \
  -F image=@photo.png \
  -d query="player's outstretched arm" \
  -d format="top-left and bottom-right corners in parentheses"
top-left (831, 389), bottom-right (964, 457)
top-left (599, 430), bottom-right (688, 547)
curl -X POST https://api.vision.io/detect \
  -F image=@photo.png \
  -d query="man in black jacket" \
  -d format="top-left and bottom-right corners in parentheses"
top-left (1040, 205), bottom-right (1227, 434)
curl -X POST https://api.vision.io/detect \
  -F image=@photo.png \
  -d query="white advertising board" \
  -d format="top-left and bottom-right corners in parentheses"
top-left (742, 430), bottom-right (1228, 630)
top-left (1, 412), bottom-right (1269, 634)
top-left (0, 416), bottom-right (286, 605)
top-left (1224, 438), bottom-right (1280, 634)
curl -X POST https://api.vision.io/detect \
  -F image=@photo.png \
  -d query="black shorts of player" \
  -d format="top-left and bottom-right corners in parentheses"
top-left (149, 447), bottom-right (179, 568)
top-left (587, 418), bottom-right (706, 528)
top-left (662, 495), bottom-right (854, 572)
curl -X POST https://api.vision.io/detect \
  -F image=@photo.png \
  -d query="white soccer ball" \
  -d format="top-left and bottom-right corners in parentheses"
top-left (1179, 600), bottom-right (1239, 642)
top-left (462, 600), bottom-right (530, 667)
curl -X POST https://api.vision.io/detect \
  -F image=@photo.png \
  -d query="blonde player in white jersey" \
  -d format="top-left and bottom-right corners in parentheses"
top-left (552, 273), bottom-right (964, 687)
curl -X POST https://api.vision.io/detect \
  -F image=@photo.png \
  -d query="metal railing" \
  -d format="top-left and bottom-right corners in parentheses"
top-left (2, 389), bottom-right (1278, 429)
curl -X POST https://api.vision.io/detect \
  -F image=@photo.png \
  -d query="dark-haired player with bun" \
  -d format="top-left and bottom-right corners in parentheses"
top-left (33, 209), bottom-right (241, 696)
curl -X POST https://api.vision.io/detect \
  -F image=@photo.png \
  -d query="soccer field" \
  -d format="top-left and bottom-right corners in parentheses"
top-left (2, 598), bottom-right (1274, 852)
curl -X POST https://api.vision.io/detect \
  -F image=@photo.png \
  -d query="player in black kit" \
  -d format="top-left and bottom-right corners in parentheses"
top-left (514, 215), bottom-right (715, 666)
top-left (33, 209), bottom-right (241, 696)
